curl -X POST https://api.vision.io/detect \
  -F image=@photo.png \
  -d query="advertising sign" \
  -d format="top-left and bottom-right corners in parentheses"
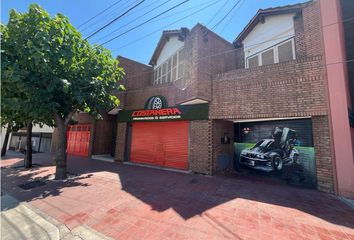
top-left (117, 104), bottom-right (209, 122)
top-left (234, 118), bottom-right (316, 187)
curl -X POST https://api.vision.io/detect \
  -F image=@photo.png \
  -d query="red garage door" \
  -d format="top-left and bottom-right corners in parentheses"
top-left (67, 125), bottom-right (91, 157)
top-left (130, 121), bottom-right (189, 170)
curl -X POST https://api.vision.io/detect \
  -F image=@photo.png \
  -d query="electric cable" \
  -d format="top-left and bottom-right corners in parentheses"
top-left (205, 0), bottom-right (230, 27)
top-left (114, 33), bottom-right (297, 80)
top-left (80, 0), bottom-right (136, 33)
top-left (94, 0), bottom-right (174, 43)
top-left (110, 0), bottom-right (220, 52)
top-left (77, 0), bottom-right (123, 29)
top-left (85, 0), bottom-right (146, 40)
top-left (99, 0), bottom-right (190, 46)
top-left (220, 0), bottom-right (245, 34)
top-left (211, 0), bottom-right (242, 30)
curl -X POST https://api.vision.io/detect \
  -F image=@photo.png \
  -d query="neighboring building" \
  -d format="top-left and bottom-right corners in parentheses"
top-left (1, 126), bottom-right (11, 152)
top-left (9, 124), bottom-right (54, 153)
top-left (52, 1), bottom-right (354, 198)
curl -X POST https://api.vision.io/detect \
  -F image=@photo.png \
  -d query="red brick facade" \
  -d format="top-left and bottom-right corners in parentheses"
top-left (115, 122), bottom-right (127, 162)
top-left (210, 56), bottom-right (327, 119)
top-left (189, 120), bottom-right (212, 174)
top-left (56, 1), bottom-right (336, 193)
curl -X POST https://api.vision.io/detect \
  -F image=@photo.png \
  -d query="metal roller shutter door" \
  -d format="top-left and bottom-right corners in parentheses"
top-left (130, 121), bottom-right (189, 170)
top-left (67, 125), bottom-right (91, 157)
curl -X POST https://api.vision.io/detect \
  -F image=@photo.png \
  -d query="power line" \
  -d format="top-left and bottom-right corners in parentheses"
top-left (94, 0), bottom-right (174, 43)
top-left (96, 0), bottom-right (217, 43)
top-left (77, 0), bottom-right (123, 29)
top-left (85, 0), bottom-right (146, 40)
top-left (110, 18), bottom-right (354, 81)
top-left (205, 0), bottom-right (230, 27)
top-left (220, 0), bottom-right (245, 34)
top-left (139, 0), bottom-right (218, 26)
top-left (116, 33), bottom-right (297, 80)
top-left (114, 15), bottom-right (354, 79)
top-left (80, 0), bottom-right (135, 33)
top-left (111, 0), bottom-right (220, 53)
top-left (99, 0), bottom-right (191, 46)
top-left (211, 0), bottom-right (242, 30)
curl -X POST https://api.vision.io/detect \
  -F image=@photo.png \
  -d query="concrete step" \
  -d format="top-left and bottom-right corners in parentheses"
top-left (1, 194), bottom-right (59, 240)
top-left (1, 193), bottom-right (112, 240)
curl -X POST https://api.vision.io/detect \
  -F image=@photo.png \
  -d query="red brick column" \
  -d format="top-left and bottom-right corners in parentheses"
top-left (115, 122), bottom-right (127, 162)
top-left (189, 120), bottom-right (212, 174)
top-left (312, 116), bottom-right (335, 193)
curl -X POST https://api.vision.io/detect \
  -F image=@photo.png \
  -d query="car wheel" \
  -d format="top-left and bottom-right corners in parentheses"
top-left (272, 155), bottom-right (283, 171)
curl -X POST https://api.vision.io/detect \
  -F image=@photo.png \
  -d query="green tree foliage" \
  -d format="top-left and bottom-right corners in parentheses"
top-left (1, 4), bottom-right (124, 179)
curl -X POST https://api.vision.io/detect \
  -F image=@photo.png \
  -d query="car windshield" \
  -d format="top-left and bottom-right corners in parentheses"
top-left (253, 140), bottom-right (273, 149)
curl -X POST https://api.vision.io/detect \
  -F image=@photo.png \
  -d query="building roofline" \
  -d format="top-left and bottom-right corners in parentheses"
top-left (117, 55), bottom-right (151, 68)
top-left (149, 28), bottom-right (190, 66)
top-left (193, 23), bottom-right (233, 46)
top-left (233, 1), bottom-right (312, 46)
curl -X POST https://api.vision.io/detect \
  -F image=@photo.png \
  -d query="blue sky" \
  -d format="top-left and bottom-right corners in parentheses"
top-left (1, 0), bottom-right (307, 64)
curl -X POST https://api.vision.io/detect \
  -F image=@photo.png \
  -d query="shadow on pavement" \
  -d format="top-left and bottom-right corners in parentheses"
top-left (1, 153), bottom-right (91, 211)
top-left (1, 152), bottom-right (354, 230)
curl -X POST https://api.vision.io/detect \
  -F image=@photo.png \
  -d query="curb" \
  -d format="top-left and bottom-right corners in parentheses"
top-left (1, 191), bottom-right (112, 240)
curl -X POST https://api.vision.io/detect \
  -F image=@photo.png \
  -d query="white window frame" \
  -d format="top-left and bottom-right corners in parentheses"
top-left (153, 47), bottom-right (184, 85)
top-left (245, 38), bottom-right (296, 68)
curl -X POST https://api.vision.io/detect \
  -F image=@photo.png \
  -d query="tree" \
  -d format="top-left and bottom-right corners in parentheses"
top-left (0, 94), bottom-right (44, 168)
top-left (1, 4), bottom-right (124, 179)
top-left (1, 22), bottom-right (52, 167)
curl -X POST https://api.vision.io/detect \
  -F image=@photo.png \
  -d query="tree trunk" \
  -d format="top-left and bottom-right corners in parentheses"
top-left (54, 117), bottom-right (68, 180)
top-left (1, 125), bottom-right (11, 157)
top-left (54, 111), bottom-right (75, 180)
top-left (24, 121), bottom-right (33, 168)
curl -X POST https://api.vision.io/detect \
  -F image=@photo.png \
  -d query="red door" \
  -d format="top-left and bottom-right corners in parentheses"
top-left (130, 121), bottom-right (189, 170)
top-left (67, 125), bottom-right (91, 157)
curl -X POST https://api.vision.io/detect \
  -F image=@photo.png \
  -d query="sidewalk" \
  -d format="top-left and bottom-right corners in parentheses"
top-left (1, 192), bottom-right (59, 240)
top-left (1, 152), bottom-right (354, 240)
top-left (1, 191), bottom-right (111, 240)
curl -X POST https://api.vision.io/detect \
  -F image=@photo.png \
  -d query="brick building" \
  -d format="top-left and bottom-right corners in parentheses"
top-left (57, 1), bottom-right (354, 198)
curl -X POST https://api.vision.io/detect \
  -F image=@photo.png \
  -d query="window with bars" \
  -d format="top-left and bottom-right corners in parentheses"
top-left (153, 48), bottom-right (185, 85)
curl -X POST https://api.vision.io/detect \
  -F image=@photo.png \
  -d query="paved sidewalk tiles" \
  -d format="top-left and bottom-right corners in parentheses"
top-left (1, 153), bottom-right (354, 240)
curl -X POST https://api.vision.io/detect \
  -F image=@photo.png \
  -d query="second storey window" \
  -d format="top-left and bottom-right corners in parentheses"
top-left (278, 40), bottom-right (294, 62)
top-left (153, 48), bottom-right (185, 85)
top-left (246, 38), bottom-right (295, 68)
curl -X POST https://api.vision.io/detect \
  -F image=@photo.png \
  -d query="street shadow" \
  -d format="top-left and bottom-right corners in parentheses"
top-left (63, 155), bottom-right (354, 229)
top-left (1, 157), bottom-right (92, 211)
top-left (2, 153), bottom-right (354, 230)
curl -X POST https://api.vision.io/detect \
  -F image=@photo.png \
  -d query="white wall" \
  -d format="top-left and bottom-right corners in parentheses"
top-left (1, 124), bottom-right (53, 150)
top-left (155, 36), bottom-right (184, 67)
top-left (242, 13), bottom-right (296, 60)
top-left (1, 126), bottom-right (11, 151)
top-left (32, 124), bottom-right (54, 133)
top-left (17, 124), bottom-right (54, 133)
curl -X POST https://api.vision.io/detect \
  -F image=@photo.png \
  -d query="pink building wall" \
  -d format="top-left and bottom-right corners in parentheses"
top-left (319, 0), bottom-right (354, 198)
